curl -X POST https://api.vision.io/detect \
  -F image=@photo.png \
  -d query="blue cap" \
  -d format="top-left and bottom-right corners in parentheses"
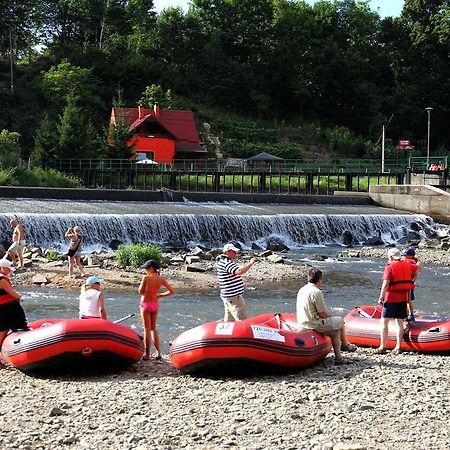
top-left (401, 247), bottom-right (416, 257)
top-left (85, 275), bottom-right (103, 286)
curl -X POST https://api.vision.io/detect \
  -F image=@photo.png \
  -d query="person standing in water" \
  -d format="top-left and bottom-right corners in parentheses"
top-left (138, 260), bottom-right (175, 361)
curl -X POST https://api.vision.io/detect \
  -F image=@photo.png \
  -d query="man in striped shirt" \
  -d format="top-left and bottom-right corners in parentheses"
top-left (217, 243), bottom-right (258, 321)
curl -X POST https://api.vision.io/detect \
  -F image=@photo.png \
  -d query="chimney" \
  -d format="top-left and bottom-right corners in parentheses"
top-left (138, 105), bottom-right (143, 119)
top-left (153, 104), bottom-right (160, 118)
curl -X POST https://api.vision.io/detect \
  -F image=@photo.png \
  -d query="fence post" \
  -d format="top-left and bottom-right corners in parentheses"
top-left (306, 173), bottom-right (314, 194)
top-left (404, 166), bottom-right (412, 185)
top-left (345, 174), bottom-right (352, 191)
top-left (259, 173), bottom-right (266, 193)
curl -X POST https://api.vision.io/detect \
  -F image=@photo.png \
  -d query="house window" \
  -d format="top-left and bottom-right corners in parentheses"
top-left (136, 152), bottom-right (155, 161)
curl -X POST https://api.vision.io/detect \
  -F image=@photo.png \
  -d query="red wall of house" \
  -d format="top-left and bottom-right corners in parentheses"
top-left (129, 137), bottom-right (176, 164)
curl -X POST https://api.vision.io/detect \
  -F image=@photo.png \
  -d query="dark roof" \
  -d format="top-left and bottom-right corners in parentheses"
top-left (111, 107), bottom-right (206, 154)
top-left (247, 152), bottom-right (284, 161)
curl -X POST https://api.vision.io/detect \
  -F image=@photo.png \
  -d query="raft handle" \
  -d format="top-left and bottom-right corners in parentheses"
top-left (427, 327), bottom-right (440, 333)
top-left (294, 338), bottom-right (305, 348)
top-left (13, 338), bottom-right (21, 344)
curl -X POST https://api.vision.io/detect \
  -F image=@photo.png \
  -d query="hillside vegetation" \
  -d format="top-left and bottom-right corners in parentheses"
top-left (0, 0), bottom-right (449, 167)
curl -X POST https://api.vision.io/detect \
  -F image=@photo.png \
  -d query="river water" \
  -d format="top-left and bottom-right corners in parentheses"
top-left (20, 247), bottom-right (449, 352)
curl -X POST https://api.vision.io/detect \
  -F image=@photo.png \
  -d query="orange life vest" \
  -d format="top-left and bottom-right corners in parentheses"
top-left (0, 274), bottom-right (16, 305)
top-left (387, 260), bottom-right (414, 291)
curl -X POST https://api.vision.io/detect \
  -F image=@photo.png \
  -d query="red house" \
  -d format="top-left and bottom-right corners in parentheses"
top-left (109, 105), bottom-right (206, 164)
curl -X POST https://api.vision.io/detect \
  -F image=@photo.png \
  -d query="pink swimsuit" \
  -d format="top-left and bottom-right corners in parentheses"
top-left (140, 301), bottom-right (159, 313)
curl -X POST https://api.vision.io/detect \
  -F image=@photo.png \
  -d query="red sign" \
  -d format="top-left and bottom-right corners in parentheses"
top-left (396, 139), bottom-right (414, 150)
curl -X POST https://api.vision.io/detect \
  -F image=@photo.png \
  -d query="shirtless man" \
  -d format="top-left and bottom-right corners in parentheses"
top-left (7, 219), bottom-right (25, 268)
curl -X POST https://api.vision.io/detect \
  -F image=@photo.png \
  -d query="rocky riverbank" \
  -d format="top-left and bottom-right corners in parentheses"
top-left (3, 244), bottom-right (450, 450)
top-left (0, 349), bottom-right (448, 450)
top-left (10, 247), bottom-right (312, 292)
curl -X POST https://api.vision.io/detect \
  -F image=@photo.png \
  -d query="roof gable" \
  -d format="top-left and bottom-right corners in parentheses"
top-left (111, 107), bottom-right (202, 144)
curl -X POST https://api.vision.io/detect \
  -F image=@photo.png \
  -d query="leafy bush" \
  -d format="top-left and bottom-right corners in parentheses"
top-left (45, 249), bottom-right (59, 261)
top-left (0, 167), bottom-right (82, 188)
top-left (116, 243), bottom-right (163, 269)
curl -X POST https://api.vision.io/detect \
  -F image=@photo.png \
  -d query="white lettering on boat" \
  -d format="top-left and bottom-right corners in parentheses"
top-left (251, 325), bottom-right (286, 342)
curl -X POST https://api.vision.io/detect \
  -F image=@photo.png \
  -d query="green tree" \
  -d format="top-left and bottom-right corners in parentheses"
top-left (57, 95), bottom-right (101, 158)
top-left (105, 90), bottom-right (135, 159)
top-left (41, 60), bottom-right (104, 113)
top-left (140, 84), bottom-right (172, 108)
top-left (31, 114), bottom-right (59, 166)
top-left (0, 129), bottom-right (21, 168)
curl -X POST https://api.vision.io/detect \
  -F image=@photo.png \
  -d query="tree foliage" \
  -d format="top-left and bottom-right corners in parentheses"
top-left (0, 129), bottom-right (21, 168)
top-left (0, 0), bottom-right (449, 162)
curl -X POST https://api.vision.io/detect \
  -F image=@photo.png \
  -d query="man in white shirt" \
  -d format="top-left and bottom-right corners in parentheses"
top-left (297, 268), bottom-right (356, 364)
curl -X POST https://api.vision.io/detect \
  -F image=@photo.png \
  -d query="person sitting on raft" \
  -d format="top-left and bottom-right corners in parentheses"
top-left (296, 268), bottom-right (356, 364)
top-left (79, 276), bottom-right (107, 320)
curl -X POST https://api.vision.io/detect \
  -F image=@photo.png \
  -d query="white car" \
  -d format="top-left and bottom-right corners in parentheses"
top-left (135, 159), bottom-right (159, 165)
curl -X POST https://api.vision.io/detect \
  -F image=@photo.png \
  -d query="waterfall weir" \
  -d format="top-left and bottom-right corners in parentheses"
top-left (0, 212), bottom-right (437, 252)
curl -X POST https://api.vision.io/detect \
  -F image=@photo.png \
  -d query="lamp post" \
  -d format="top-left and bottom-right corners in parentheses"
top-left (425, 106), bottom-right (433, 168)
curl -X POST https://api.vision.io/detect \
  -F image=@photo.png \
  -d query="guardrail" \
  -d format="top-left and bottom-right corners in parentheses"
top-left (48, 158), bottom-right (412, 173)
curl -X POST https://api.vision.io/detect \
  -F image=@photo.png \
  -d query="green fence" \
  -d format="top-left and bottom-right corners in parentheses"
top-left (48, 157), bottom-right (413, 173)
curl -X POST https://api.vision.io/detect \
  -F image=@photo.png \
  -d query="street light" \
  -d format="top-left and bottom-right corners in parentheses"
top-left (425, 106), bottom-right (433, 168)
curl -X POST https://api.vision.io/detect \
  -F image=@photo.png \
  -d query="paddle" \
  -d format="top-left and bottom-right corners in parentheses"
top-left (113, 313), bottom-right (135, 324)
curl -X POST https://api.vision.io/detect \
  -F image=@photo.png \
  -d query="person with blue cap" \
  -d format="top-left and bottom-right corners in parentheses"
top-left (400, 247), bottom-right (422, 322)
top-left (79, 276), bottom-right (107, 320)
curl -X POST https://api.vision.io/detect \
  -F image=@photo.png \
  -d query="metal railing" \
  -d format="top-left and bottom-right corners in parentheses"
top-left (48, 157), bottom-right (413, 173)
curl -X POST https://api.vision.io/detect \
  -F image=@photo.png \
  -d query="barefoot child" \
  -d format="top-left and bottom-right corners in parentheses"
top-left (138, 260), bottom-right (175, 360)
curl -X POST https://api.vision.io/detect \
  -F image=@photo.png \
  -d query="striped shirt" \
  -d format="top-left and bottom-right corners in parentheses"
top-left (217, 255), bottom-right (244, 299)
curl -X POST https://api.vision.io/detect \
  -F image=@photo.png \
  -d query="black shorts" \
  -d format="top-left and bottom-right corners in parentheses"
top-left (381, 301), bottom-right (407, 319)
top-left (0, 301), bottom-right (28, 332)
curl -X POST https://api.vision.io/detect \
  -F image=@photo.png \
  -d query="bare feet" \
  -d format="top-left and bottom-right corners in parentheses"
top-left (373, 347), bottom-right (387, 354)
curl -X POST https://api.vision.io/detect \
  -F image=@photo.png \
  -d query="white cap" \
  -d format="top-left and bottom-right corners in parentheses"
top-left (223, 243), bottom-right (240, 253)
top-left (387, 248), bottom-right (401, 260)
top-left (0, 259), bottom-right (15, 271)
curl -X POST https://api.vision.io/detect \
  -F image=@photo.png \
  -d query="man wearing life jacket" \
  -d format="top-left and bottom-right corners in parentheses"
top-left (401, 247), bottom-right (422, 322)
top-left (0, 259), bottom-right (28, 357)
top-left (375, 248), bottom-right (416, 355)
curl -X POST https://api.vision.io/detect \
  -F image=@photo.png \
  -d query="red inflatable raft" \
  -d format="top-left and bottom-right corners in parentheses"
top-left (170, 313), bottom-right (332, 373)
top-left (344, 305), bottom-right (450, 353)
top-left (1, 318), bottom-right (143, 373)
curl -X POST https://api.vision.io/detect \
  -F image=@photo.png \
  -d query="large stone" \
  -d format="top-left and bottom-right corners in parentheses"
top-left (108, 239), bottom-right (123, 250)
top-left (184, 263), bottom-right (207, 273)
top-left (185, 255), bottom-right (201, 264)
top-left (190, 247), bottom-right (204, 256)
top-left (342, 230), bottom-right (353, 247)
top-left (32, 274), bottom-right (50, 285)
top-left (0, 244), bottom-right (6, 259)
top-left (260, 250), bottom-right (273, 258)
top-left (266, 238), bottom-right (290, 252)
top-left (267, 254), bottom-right (284, 264)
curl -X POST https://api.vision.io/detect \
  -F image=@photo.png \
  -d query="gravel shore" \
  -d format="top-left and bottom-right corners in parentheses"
top-left (2, 248), bottom-right (449, 450)
top-left (0, 350), bottom-right (449, 450)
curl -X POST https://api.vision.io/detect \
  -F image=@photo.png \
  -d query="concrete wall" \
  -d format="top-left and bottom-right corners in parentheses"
top-left (0, 186), bottom-right (372, 205)
top-left (369, 184), bottom-right (450, 222)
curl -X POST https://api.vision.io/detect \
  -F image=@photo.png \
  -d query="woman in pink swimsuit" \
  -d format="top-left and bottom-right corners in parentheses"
top-left (139, 260), bottom-right (175, 361)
